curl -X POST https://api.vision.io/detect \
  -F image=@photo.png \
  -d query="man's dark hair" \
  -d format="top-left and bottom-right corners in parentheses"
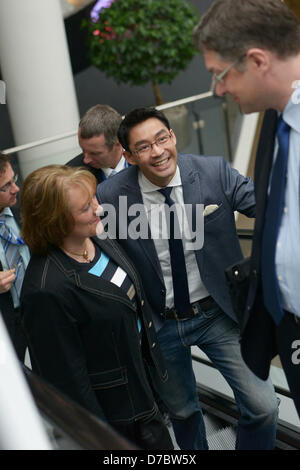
top-left (193, 0), bottom-right (300, 62)
top-left (0, 152), bottom-right (10, 176)
top-left (118, 107), bottom-right (171, 152)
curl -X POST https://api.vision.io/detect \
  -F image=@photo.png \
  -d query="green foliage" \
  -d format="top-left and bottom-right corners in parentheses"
top-left (82, 0), bottom-right (199, 90)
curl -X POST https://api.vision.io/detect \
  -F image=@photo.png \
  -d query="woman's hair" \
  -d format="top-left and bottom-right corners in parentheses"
top-left (21, 165), bottom-right (97, 255)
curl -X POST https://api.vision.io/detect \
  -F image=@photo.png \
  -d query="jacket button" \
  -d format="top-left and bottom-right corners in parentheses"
top-left (141, 300), bottom-right (145, 306)
top-left (151, 342), bottom-right (156, 349)
top-left (148, 321), bottom-right (152, 328)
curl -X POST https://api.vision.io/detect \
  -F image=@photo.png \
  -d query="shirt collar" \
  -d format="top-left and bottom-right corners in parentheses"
top-left (283, 84), bottom-right (300, 134)
top-left (138, 166), bottom-right (181, 193)
top-left (102, 155), bottom-right (126, 178)
top-left (0, 207), bottom-right (13, 219)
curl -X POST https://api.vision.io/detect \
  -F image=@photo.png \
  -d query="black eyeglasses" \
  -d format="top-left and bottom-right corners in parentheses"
top-left (131, 133), bottom-right (172, 157)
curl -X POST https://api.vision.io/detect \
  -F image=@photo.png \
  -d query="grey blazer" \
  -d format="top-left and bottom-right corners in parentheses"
top-left (97, 154), bottom-right (256, 325)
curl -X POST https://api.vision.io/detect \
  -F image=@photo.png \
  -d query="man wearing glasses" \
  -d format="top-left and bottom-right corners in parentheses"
top-left (0, 152), bottom-right (30, 361)
top-left (193, 0), bottom-right (300, 419)
top-left (97, 107), bottom-right (278, 450)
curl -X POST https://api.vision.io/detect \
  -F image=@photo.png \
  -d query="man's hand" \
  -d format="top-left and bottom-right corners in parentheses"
top-left (0, 269), bottom-right (16, 293)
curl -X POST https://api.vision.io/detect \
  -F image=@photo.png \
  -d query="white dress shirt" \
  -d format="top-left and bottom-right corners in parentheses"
top-left (138, 167), bottom-right (209, 309)
top-left (101, 155), bottom-right (127, 179)
top-left (275, 93), bottom-right (300, 317)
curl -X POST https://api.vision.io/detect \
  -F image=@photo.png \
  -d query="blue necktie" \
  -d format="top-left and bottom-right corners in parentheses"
top-left (261, 115), bottom-right (290, 325)
top-left (0, 220), bottom-right (25, 297)
top-left (158, 187), bottom-right (190, 315)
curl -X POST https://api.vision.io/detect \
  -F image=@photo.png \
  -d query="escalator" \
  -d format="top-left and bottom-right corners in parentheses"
top-left (192, 354), bottom-right (300, 451)
top-left (22, 359), bottom-right (299, 451)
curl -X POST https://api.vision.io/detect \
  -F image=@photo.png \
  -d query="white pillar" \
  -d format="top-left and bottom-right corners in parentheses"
top-left (0, 315), bottom-right (52, 450)
top-left (0, 0), bottom-right (80, 178)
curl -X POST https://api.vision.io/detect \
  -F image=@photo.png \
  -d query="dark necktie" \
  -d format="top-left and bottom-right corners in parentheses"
top-left (158, 187), bottom-right (190, 315)
top-left (0, 220), bottom-right (26, 297)
top-left (261, 115), bottom-right (290, 325)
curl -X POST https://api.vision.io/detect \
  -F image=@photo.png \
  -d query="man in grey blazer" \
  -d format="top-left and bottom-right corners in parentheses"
top-left (97, 107), bottom-right (278, 450)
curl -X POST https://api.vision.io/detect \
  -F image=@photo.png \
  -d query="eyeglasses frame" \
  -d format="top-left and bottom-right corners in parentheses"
top-left (130, 132), bottom-right (173, 157)
top-left (210, 55), bottom-right (246, 94)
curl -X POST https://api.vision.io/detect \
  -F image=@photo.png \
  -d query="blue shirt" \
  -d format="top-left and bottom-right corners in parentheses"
top-left (275, 94), bottom-right (300, 317)
top-left (0, 208), bottom-right (30, 308)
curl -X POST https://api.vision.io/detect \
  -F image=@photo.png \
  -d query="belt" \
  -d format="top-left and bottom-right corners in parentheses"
top-left (165, 296), bottom-right (215, 321)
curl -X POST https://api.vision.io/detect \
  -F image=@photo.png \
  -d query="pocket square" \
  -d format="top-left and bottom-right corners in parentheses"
top-left (203, 204), bottom-right (219, 217)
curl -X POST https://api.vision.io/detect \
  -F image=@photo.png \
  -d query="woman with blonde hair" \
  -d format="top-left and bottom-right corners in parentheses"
top-left (20, 164), bottom-right (172, 450)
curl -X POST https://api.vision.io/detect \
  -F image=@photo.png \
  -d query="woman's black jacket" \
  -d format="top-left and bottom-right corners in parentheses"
top-left (21, 236), bottom-right (168, 425)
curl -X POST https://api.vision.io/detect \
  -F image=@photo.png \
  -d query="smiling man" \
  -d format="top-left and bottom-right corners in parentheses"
top-left (0, 152), bottom-right (30, 361)
top-left (194, 0), bottom-right (300, 419)
top-left (97, 106), bottom-right (279, 450)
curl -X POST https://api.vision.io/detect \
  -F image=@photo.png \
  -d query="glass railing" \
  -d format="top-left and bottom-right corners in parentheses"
top-left (3, 92), bottom-right (243, 182)
top-left (157, 92), bottom-right (242, 163)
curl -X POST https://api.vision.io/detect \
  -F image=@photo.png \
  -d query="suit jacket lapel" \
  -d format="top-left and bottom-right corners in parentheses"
top-left (49, 240), bottom-right (137, 306)
top-left (252, 110), bottom-right (278, 268)
top-left (178, 155), bottom-right (204, 243)
top-left (254, 110), bottom-right (278, 231)
top-left (177, 156), bottom-right (205, 275)
top-left (178, 155), bottom-right (202, 208)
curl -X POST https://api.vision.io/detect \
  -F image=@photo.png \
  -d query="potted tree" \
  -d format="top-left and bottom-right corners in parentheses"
top-left (82, 0), bottom-right (200, 149)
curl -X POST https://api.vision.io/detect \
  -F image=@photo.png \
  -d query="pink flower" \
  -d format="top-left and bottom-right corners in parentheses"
top-left (93, 29), bottom-right (100, 36)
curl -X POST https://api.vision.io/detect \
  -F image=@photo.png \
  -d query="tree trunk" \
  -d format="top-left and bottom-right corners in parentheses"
top-left (152, 82), bottom-right (164, 105)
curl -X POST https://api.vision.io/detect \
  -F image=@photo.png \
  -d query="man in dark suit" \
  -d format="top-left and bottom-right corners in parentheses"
top-left (97, 107), bottom-right (278, 450)
top-left (194, 0), bottom-right (300, 418)
top-left (67, 104), bottom-right (127, 183)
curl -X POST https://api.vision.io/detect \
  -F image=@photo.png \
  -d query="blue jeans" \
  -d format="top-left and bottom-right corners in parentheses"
top-left (152, 302), bottom-right (278, 450)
